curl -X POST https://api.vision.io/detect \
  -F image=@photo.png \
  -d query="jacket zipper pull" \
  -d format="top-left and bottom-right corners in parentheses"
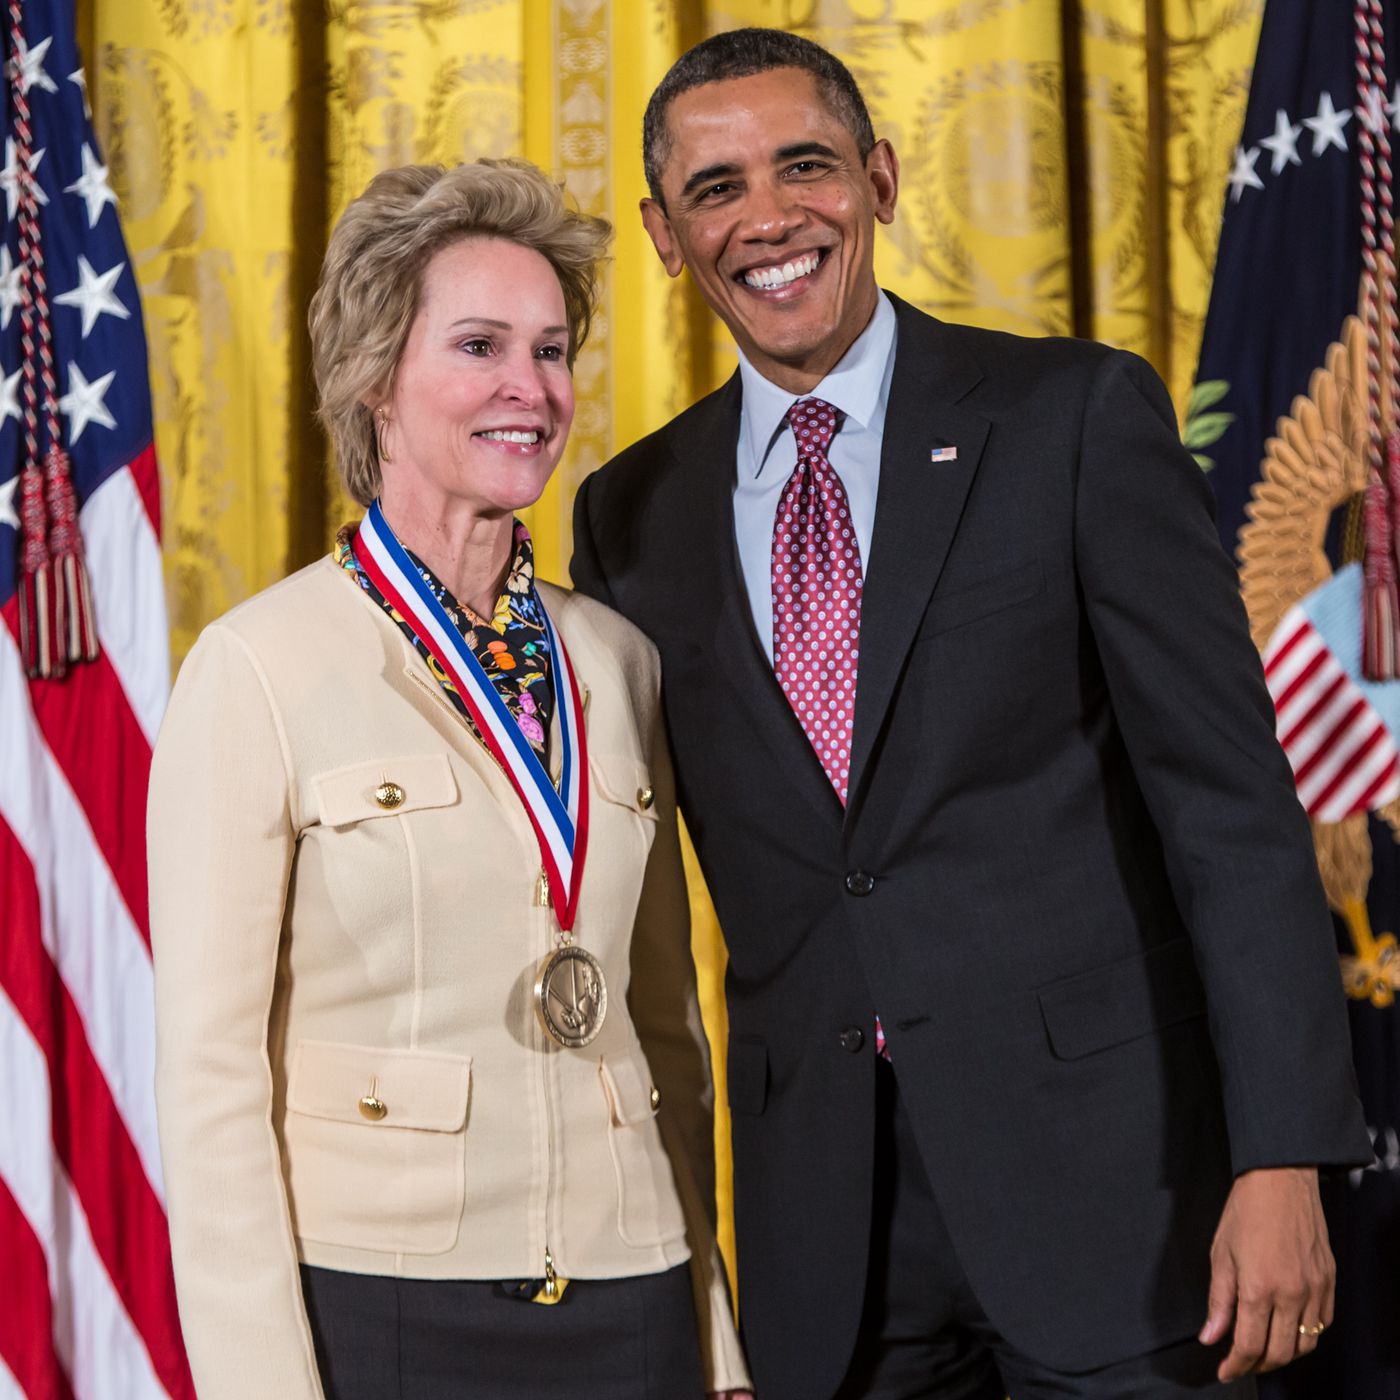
top-left (530, 1247), bottom-right (567, 1305)
top-left (535, 866), bottom-right (551, 909)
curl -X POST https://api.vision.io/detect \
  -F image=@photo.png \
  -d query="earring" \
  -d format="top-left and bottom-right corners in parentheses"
top-left (374, 406), bottom-right (392, 464)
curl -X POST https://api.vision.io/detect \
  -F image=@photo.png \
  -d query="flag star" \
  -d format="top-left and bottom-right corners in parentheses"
top-left (68, 67), bottom-right (91, 119)
top-left (1, 138), bottom-right (49, 221)
top-left (0, 473), bottom-right (18, 531)
top-left (1359, 82), bottom-right (1388, 134)
top-left (58, 362), bottom-right (117, 443)
top-left (1228, 144), bottom-right (1265, 201)
top-left (64, 143), bottom-right (118, 228)
top-left (1304, 91), bottom-right (1352, 155)
top-left (7, 33), bottom-right (57, 95)
top-left (0, 247), bottom-right (25, 330)
top-left (1390, 82), bottom-right (1400, 132)
top-left (0, 364), bottom-right (20, 423)
top-left (1259, 108), bottom-right (1303, 174)
top-left (54, 255), bottom-right (130, 338)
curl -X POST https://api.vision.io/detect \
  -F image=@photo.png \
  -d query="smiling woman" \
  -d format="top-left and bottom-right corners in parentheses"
top-left (146, 158), bottom-right (749, 1400)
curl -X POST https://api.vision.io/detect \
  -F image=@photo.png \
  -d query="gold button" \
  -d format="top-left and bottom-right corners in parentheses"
top-left (637, 786), bottom-right (655, 811)
top-left (375, 781), bottom-right (405, 809)
top-left (358, 1093), bottom-right (386, 1121)
top-left (649, 1085), bottom-right (661, 1111)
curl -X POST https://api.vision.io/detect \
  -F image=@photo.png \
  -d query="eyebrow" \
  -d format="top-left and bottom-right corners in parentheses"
top-left (678, 142), bottom-right (843, 200)
top-left (447, 318), bottom-right (569, 336)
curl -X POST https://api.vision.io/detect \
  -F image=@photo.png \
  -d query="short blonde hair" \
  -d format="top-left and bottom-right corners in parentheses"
top-left (309, 159), bottom-right (611, 506)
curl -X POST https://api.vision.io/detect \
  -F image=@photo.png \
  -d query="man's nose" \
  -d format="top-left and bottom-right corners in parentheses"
top-left (737, 179), bottom-right (805, 242)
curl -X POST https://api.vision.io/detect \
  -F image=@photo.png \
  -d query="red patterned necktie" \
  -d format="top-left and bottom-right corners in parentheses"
top-left (771, 397), bottom-right (863, 801)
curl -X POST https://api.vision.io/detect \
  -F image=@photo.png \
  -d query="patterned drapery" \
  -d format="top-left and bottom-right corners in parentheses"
top-left (75, 0), bottom-right (1263, 1289)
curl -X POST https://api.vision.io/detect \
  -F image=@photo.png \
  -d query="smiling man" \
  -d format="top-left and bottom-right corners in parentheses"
top-left (570, 28), bottom-right (1371, 1400)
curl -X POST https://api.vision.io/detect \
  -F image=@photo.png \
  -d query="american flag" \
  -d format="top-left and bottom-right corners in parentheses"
top-left (1264, 564), bottom-right (1400, 824)
top-left (0, 1), bottom-right (192, 1396)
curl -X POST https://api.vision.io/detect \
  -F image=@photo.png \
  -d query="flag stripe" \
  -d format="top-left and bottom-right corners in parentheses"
top-left (0, 1132), bottom-right (72, 1400)
top-left (126, 441), bottom-right (161, 538)
top-left (0, 624), bottom-right (163, 1202)
top-left (1262, 612), bottom-right (1312, 676)
top-left (81, 464), bottom-right (169, 746)
top-left (0, 988), bottom-right (170, 1399)
top-left (4, 599), bottom-right (154, 945)
top-left (0, 1351), bottom-right (41, 1400)
top-left (1316, 736), bottom-right (1400, 822)
top-left (1299, 722), bottom-right (1388, 812)
top-left (0, 817), bottom-right (191, 1398)
top-left (1269, 641), bottom-right (1329, 714)
top-left (1292, 697), bottom-right (1370, 784)
top-left (1276, 669), bottom-right (1347, 750)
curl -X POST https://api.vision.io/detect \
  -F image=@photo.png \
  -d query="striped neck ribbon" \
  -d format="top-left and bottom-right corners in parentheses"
top-left (353, 499), bottom-right (589, 930)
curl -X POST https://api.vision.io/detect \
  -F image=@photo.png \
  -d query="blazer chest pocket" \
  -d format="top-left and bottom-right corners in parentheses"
top-left (284, 1040), bottom-right (472, 1256)
top-left (590, 752), bottom-right (661, 847)
top-left (312, 754), bottom-right (458, 828)
top-left (916, 560), bottom-right (1044, 641)
top-left (598, 1055), bottom-right (687, 1248)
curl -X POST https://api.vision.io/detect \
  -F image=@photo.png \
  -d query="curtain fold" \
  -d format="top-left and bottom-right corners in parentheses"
top-left (77, 0), bottom-right (1262, 1296)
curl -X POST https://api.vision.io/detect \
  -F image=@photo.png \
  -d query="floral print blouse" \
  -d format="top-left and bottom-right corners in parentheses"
top-left (336, 518), bottom-right (554, 764)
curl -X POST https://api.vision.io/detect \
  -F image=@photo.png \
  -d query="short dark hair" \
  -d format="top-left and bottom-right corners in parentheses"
top-left (642, 28), bottom-right (876, 205)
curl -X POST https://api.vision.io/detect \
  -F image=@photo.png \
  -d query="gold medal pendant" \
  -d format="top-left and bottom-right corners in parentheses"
top-left (535, 943), bottom-right (608, 1048)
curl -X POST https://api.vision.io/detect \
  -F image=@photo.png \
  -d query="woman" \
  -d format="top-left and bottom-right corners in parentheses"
top-left (149, 159), bottom-right (750, 1400)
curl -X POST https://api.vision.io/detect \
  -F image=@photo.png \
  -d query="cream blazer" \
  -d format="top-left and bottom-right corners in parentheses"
top-left (148, 556), bottom-right (748, 1399)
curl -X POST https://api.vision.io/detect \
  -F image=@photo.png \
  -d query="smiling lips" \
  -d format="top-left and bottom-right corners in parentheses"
top-left (741, 250), bottom-right (824, 290)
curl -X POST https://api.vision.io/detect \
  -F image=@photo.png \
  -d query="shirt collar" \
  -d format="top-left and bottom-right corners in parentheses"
top-left (736, 289), bottom-right (898, 479)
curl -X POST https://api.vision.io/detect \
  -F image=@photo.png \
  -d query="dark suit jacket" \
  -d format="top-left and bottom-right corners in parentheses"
top-left (571, 294), bottom-right (1371, 1400)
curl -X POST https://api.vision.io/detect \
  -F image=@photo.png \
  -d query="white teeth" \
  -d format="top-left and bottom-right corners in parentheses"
top-left (744, 252), bottom-right (820, 290)
top-left (480, 430), bottom-right (540, 444)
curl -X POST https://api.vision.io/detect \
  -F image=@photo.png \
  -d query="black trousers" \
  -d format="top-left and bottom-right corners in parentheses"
top-left (834, 1059), bottom-right (1258, 1400)
top-left (300, 1260), bottom-right (705, 1400)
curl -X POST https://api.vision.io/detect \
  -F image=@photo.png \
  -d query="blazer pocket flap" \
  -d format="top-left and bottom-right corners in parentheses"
top-left (1038, 938), bottom-right (1208, 1061)
top-left (599, 1055), bottom-right (659, 1127)
top-left (314, 754), bottom-right (458, 827)
top-left (288, 1040), bottom-right (472, 1132)
top-left (727, 1037), bottom-right (769, 1116)
top-left (590, 752), bottom-right (660, 821)
top-left (918, 560), bottom-right (1044, 639)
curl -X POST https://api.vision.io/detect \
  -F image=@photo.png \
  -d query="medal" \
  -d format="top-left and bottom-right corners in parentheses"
top-left (353, 502), bottom-right (606, 1049)
top-left (535, 943), bottom-right (608, 1048)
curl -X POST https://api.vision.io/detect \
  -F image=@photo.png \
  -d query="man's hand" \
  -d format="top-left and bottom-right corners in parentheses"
top-left (1199, 1166), bottom-right (1333, 1381)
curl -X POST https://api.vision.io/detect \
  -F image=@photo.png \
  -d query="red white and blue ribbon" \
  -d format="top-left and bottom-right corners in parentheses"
top-left (353, 499), bottom-right (589, 929)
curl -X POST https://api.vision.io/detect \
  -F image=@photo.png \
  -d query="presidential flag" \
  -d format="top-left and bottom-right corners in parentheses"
top-left (1195, 2), bottom-right (1400, 1393)
top-left (0, 1), bottom-right (193, 1395)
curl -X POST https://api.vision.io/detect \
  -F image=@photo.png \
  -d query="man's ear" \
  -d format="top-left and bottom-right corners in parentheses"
top-left (867, 139), bottom-right (900, 227)
top-left (641, 197), bottom-right (685, 277)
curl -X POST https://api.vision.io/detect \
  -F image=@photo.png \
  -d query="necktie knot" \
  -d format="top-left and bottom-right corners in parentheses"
top-left (786, 397), bottom-right (843, 459)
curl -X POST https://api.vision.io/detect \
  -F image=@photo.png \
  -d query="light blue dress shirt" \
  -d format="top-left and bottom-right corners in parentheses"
top-left (733, 290), bottom-right (898, 663)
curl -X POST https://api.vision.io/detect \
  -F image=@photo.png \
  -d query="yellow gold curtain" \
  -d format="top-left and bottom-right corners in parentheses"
top-left (77, 0), bottom-right (1262, 1292)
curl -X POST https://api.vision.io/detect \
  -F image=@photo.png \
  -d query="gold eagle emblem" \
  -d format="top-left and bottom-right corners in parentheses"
top-left (1236, 312), bottom-right (1399, 1006)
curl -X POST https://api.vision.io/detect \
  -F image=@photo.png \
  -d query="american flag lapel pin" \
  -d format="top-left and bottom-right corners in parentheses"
top-left (930, 445), bottom-right (958, 463)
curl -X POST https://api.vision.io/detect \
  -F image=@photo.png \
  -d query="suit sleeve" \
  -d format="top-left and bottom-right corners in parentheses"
top-left (570, 469), bottom-right (619, 609)
top-left (626, 650), bottom-right (750, 1393)
top-left (148, 624), bottom-right (324, 1400)
top-left (1073, 349), bottom-right (1370, 1176)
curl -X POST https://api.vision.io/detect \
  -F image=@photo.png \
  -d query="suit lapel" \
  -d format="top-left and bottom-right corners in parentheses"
top-left (848, 299), bottom-right (991, 809)
top-left (665, 375), bottom-right (846, 823)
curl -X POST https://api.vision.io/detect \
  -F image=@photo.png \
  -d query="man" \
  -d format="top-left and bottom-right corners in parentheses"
top-left (571, 28), bottom-right (1371, 1400)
